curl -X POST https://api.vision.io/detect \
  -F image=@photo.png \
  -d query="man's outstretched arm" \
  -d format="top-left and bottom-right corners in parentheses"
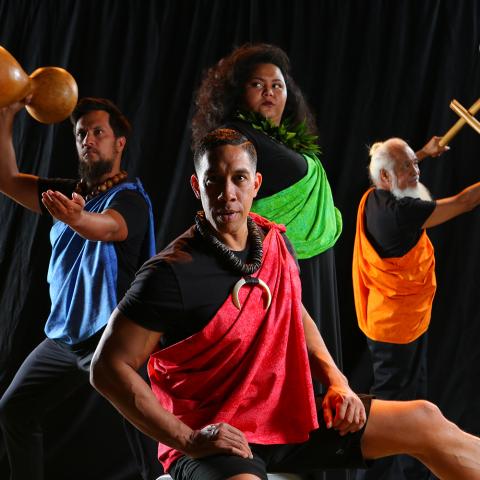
top-left (90, 309), bottom-right (252, 459)
top-left (41, 189), bottom-right (129, 241)
top-left (301, 305), bottom-right (366, 435)
top-left (423, 180), bottom-right (480, 228)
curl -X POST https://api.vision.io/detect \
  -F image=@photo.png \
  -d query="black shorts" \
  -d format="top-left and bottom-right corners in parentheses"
top-left (169, 395), bottom-right (373, 480)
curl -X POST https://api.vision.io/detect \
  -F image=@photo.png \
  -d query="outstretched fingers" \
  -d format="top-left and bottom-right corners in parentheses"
top-left (41, 190), bottom-right (84, 223)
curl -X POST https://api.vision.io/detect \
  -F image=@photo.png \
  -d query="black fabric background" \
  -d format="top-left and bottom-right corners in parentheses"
top-left (0, 1), bottom-right (479, 479)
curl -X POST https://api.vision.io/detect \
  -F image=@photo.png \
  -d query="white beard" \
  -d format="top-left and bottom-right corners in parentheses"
top-left (391, 181), bottom-right (433, 201)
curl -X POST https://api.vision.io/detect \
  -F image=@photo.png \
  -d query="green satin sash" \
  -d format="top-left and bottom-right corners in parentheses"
top-left (252, 153), bottom-right (342, 259)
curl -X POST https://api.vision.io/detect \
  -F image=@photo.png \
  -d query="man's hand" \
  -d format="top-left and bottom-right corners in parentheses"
top-left (0, 102), bottom-right (24, 121)
top-left (41, 190), bottom-right (85, 226)
top-left (416, 136), bottom-right (450, 160)
top-left (185, 422), bottom-right (253, 459)
top-left (0, 98), bottom-right (29, 124)
top-left (322, 385), bottom-right (366, 436)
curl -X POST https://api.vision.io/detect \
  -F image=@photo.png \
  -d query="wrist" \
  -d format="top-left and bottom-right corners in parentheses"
top-left (67, 210), bottom-right (85, 230)
top-left (180, 426), bottom-right (199, 454)
top-left (415, 149), bottom-right (427, 161)
top-left (324, 366), bottom-right (348, 389)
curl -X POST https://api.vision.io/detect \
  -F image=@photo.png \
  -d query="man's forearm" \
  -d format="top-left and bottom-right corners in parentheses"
top-left (301, 305), bottom-right (348, 388)
top-left (66, 210), bottom-right (127, 241)
top-left (0, 109), bottom-right (40, 212)
top-left (90, 357), bottom-right (194, 452)
top-left (308, 340), bottom-right (349, 388)
top-left (423, 181), bottom-right (480, 228)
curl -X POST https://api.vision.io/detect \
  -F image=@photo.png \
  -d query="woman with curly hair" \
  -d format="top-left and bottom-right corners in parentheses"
top-left (192, 43), bottom-right (344, 372)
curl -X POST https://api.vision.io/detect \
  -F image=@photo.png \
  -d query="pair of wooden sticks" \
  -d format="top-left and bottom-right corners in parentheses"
top-left (439, 98), bottom-right (480, 146)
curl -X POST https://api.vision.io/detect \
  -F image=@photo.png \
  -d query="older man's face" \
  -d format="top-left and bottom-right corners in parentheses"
top-left (387, 143), bottom-right (432, 201)
top-left (391, 145), bottom-right (420, 191)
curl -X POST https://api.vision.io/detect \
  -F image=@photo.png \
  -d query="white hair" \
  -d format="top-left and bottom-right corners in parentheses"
top-left (368, 138), bottom-right (407, 187)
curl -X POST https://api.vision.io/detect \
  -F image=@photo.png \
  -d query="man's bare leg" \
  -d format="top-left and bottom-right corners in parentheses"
top-left (361, 399), bottom-right (480, 479)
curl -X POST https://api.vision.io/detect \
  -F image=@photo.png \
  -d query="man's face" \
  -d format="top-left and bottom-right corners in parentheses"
top-left (388, 144), bottom-right (432, 201)
top-left (75, 110), bottom-right (125, 182)
top-left (191, 145), bottom-right (262, 241)
top-left (391, 145), bottom-right (420, 191)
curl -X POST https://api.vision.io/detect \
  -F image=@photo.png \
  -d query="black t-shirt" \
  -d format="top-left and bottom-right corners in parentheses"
top-left (223, 119), bottom-right (308, 198)
top-left (37, 177), bottom-right (150, 299)
top-left (364, 189), bottom-right (436, 258)
top-left (118, 226), bottom-right (297, 347)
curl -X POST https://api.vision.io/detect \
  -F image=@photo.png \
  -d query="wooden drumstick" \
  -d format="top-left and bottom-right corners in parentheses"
top-left (449, 99), bottom-right (480, 136)
top-left (439, 98), bottom-right (480, 146)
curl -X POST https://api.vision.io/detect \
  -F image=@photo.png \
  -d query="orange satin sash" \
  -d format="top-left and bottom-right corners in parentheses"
top-left (352, 189), bottom-right (436, 343)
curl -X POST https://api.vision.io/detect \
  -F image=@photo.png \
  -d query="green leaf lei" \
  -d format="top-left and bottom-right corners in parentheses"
top-left (236, 110), bottom-right (321, 156)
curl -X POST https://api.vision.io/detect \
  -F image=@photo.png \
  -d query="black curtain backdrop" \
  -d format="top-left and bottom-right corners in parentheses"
top-left (0, 1), bottom-right (479, 479)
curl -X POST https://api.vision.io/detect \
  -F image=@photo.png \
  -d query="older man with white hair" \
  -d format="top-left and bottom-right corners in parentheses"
top-left (352, 136), bottom-right (480, 480)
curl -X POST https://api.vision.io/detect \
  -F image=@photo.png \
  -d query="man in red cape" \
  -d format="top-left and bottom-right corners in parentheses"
top-left (91, 129), bottom-right (480, 480)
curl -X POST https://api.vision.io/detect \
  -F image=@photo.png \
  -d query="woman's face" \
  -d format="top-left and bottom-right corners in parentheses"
top-left (242, 63), bottom-right (287, 126)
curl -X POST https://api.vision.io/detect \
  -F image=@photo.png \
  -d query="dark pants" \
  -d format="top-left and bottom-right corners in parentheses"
top-left (353, 333), bottom-right (434, 480)
top-left (0, 337), bottom-right (162, 480)
top-left (170, 396), bottom-right (373, 480)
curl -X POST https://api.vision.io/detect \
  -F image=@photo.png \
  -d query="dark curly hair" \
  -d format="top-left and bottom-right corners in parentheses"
top-left (191, 43), bottom-right (318, 150)
top-left (70, 97), bottom-right (131, 138)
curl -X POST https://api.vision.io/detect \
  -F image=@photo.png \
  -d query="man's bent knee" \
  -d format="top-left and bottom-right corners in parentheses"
top-left (360, 398), bottom-right (446, 460)
top-left (408, 400), bottom-right (443, 427)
